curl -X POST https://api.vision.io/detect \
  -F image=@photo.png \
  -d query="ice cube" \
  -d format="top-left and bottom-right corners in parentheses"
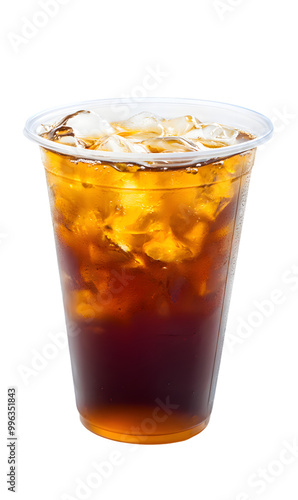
top-left (69, 289), bottom-right (103, 320)
top-left (162, 115), bottom-right (201, 136)
top-left (186, 123), bottom-right (239, 147)
top-left (143, 230), bottom-right (193, 262)
top-left (195, 180), bottom-right (235, 221)
top-left (57, 131), bottom-right (87, 147)
top-left (170, 198), bottom-right (209, 256)
top-left (120, 132), bottom-right (160, 143)
top-left (37, 123), bottom-right (51, 135)
top-left (93, 134), bottom-right (148, 153)
top-left (46, 125), bottom-right (87, 147)
top-left (114, 112), bottom-right (165, 134)
top-left (56, 135), bottom-right (79, 146)
top-left (183, 221), bottom-right (209, 248)
top-left (142, 136), bottom-right (201, 153)
top-left (44, 110), bottom-right (115, 144)
top-left (102, 191), bottom-right (161, 253)
top-left (63, 110), bottom-right (115, 138)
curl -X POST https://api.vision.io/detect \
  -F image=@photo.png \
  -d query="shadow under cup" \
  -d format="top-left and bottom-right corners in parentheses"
top-left (24, 98), bottom-right (273, 444)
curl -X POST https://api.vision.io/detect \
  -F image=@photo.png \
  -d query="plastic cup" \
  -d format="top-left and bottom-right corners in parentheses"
top-left (24, 98), bottom-right (273, 444)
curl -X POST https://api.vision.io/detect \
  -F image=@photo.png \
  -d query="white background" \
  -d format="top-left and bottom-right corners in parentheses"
top-left (1, 0), bottom-right (298, 499)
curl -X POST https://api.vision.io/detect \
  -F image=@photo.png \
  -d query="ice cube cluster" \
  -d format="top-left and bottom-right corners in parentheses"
top-left (40, 110), bottom-right (251, 153)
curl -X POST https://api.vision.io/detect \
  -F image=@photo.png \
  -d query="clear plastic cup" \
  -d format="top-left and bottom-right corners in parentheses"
top-left (24, 98), bottom-right (273, 444)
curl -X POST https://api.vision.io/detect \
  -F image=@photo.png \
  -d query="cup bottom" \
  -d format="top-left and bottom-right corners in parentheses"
top-left (79, 413), bottom-right (210, 444)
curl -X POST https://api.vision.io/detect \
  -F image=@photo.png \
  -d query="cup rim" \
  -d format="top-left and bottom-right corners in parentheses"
top-left (24, 97), bottom-right (274, 165)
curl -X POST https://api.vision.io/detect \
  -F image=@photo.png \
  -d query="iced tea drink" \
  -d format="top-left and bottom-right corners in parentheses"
top-left (24, 99), bottom-right (273, 444)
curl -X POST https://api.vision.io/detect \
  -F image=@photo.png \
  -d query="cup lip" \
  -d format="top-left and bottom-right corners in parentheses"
top-left (24, 97), bottom-right (274, 164)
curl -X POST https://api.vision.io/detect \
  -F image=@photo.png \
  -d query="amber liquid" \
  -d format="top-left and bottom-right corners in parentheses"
top-left (43, 147), bottom-right (254, 443)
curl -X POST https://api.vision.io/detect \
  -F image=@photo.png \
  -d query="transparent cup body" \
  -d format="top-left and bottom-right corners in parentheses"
top-left (24, 98), bottom-right (273, 444)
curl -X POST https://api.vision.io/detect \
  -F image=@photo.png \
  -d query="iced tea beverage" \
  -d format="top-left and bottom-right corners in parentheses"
top-left (24, 99), bottom-right (273, 443)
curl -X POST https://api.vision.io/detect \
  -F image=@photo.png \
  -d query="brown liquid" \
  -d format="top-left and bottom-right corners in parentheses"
top-left (43, 143), bottom-right (254, 443)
